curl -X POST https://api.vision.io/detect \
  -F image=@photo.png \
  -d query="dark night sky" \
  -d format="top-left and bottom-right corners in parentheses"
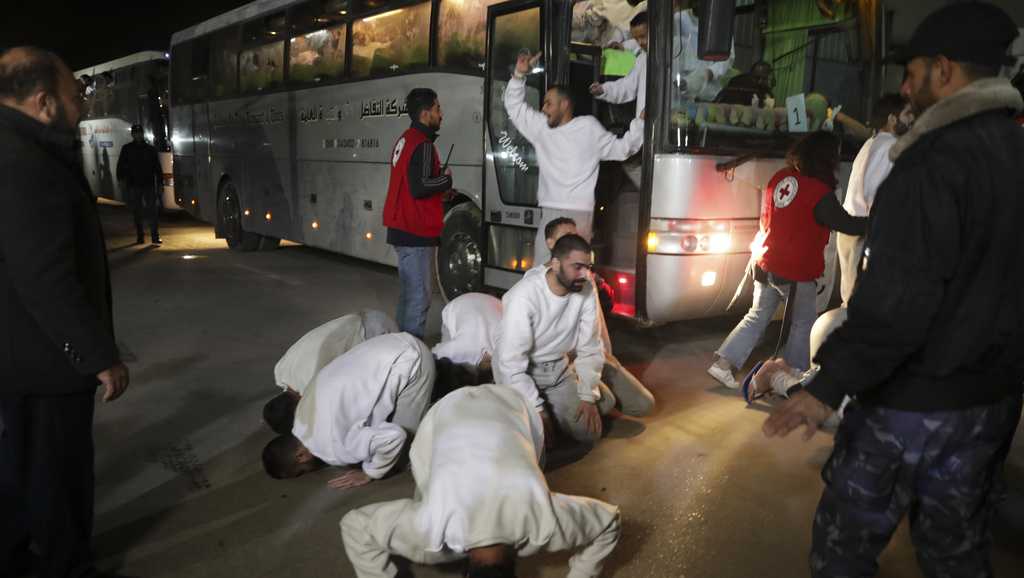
top-left (2, 0), bottom-right (255, 70)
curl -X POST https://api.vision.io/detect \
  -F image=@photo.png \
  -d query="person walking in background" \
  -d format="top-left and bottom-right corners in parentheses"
top-left (116, 123), bottom-right (163, 245)
top-left (837, 94), bottom-right (913, 305)
top-left (1, 46), bottom-right (130, 578)
top-left (383, 88), bottom-right (453, 339)
top-left (708, 131), bottom-right (867, 389)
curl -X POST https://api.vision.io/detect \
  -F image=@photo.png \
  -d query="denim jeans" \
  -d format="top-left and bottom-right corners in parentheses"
top-left (394, 246), bottom-right (435, 339)
top-left (716, 275), bottom-right (817, 371)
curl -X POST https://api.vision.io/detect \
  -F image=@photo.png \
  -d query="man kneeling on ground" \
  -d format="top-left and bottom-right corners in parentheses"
top-left (495, 234), bottom-right (613, 444)
top-left (261, 332), bottom-right (434, 489)
top-left (342, 384), bottom-right (621, 578)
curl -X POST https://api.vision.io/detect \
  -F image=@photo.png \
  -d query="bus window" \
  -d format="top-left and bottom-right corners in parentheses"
top-left (190, 36), bottom-right (211, 101)
top-left (211, 27), bottom-right (240, 98)
top-left (487, 6), bottom-right (542, 208)
top-left (240, 12), bottom-right (288, 93)
top-left (170, 42), bottom-right (192, 106)
top-left (570, 0), bottom-right (626, 48)
top-left (664, 2), bottom-right (864, 158)
top-left (438, 0), bottom-right (502, 73)
top-left (289, 25), bottom-right (348, 84)
top-left (351, 2), bottom-right (431, 78)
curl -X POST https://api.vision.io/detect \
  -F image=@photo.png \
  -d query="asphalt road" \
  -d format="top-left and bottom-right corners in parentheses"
top-left (92, 204), bottom-right (1024, 578)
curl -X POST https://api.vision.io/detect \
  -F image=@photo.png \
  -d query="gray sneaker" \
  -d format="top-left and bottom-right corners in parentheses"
top-left (707, 364), bottom-right (740, 389)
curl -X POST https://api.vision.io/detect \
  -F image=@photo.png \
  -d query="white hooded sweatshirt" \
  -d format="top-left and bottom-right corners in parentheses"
top-left (341, 385), bottom-right (621, 578)
top-left (431, 293), bottom-right (503, 366)
top-left (274, 310), bottom-right (397, 395)
top-left (494, 267), bottom-right (605, 410)
top-left (596, 51), bottom-right (647, 119)
top-left (291, 333), bottom-right (433, 479)
top-left (503, 74), bottom-right (643, 212)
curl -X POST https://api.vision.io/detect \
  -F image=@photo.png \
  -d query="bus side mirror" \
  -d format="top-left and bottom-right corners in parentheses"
top-left (698, 0), bottom-right (736, 62)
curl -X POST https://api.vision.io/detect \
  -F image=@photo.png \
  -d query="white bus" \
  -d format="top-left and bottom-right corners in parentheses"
top-left (169, 0), bottom-right (879, 321)
top-left (75, 51), bottom-right (178, 210)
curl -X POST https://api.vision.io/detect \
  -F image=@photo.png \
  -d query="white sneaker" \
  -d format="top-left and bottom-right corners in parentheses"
top-left (707, 364), bottom-right (740, 389)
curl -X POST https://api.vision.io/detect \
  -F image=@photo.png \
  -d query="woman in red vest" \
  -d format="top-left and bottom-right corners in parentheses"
top-left (708, 131), bottom-right (867, 389)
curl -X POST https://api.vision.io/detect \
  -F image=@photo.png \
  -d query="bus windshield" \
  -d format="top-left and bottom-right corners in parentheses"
top-left (662, 0), bottom-right (870, 158)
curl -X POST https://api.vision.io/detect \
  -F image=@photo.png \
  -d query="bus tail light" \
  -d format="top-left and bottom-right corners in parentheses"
top-left (647, 219), bottom-right (734, 255)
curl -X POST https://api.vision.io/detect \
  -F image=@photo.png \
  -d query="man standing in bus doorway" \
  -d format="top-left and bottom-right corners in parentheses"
top-left (116, 123), bottom-right (163, 245)
top-left (590, 10), bottom-right (649, 191)
top-left (0, 47), bottom-right (130, 578)
top-left (383, 88), bottom-right (453, 340)
top-left (505, 52), bottom-right (643, 268)
top-left (763, 4), bottom-right (1024, 577)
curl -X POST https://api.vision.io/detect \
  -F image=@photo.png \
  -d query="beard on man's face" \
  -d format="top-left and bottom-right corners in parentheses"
top-left (909, 68), bottom-right (939, 117)
top-left (556, 266), bottom-right (586, 293)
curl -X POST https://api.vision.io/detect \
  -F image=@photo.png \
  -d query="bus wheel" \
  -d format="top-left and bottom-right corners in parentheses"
top-left (219, 182), bottom-right (261, 251)
top-left (437, 202), bottom-right (483, 302)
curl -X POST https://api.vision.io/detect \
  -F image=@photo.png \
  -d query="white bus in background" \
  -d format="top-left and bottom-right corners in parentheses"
top-left (168, 0), bottom-right (880, 322)
top-left (75, 51), bottom-right (178, 210)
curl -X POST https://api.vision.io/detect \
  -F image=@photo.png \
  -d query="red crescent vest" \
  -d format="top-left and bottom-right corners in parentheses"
top-left (383, 126), bottom-right (444, 239)
top-left (757, 167), bottom-right (831, 282)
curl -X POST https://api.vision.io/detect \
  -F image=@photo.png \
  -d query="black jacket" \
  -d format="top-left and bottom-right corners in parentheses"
top-left (807, 78), bottom-right (1024, 411)
top-left (0, 105), bottom-right (119, 395)
top-left (116, 140), bottom-right (162, 190)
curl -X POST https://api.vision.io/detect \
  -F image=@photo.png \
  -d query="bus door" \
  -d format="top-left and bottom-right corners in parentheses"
top-left (481, 0), bottom-right (545, 291)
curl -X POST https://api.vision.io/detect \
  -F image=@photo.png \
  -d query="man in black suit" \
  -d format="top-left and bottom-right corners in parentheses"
top-left (0, 47), bottom-right (130, 578)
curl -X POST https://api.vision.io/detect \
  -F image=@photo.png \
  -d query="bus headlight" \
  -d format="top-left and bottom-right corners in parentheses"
top-left (647, 219), bottom-right (736, 255)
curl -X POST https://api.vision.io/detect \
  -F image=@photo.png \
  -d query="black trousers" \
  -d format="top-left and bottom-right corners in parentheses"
top-left (0, 391), bottom-right (96, 578)
top-left (128, 185), bottom-right (159, 240)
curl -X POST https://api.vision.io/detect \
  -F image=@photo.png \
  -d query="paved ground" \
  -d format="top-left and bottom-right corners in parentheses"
top-left (92, 204), bottom-right (1024, 578)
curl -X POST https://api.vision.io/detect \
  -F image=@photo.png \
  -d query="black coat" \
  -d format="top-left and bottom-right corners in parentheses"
top-left (0, 105), bottom-right (119, 395)
top-left (807, 79), bottom-right (1024, 412)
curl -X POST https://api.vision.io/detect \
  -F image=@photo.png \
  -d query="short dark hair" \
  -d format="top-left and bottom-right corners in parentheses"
top-left (466, 558), bottom-right (516, 578)
top-left (870, 93), bottom-right (904, 130)
top-left (629, 11), bottom-right (648, 28)
top-left (0, 47), bottom-right (63, 103)
top-left (406, 87), bottom-right (438, 122)
top-left (263, 392), bottom-right (299, 435)
top-left (544, 217), bottom-right (576, 240)
top-left (551, 233), bottom-right (591, 260)
top-left (261, 434), bottom-right (304, 479)
top-left (547, 84), bottom-right (575, 109)
top-left (786, 131), bottom-right (840, 189)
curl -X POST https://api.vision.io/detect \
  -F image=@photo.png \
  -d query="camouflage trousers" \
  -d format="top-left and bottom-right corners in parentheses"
top-left (811, 395), bottom-right (1022, 578)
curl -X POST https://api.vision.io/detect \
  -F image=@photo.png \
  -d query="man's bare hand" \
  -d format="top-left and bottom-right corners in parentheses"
top-left (97, 362), bottom-right (130, 402)
top-left (327, 468), bottom-right (372, 490)
top-left (575, 401), bottom-right (602, 437)
top-left (515, 51), bottom-right (542, 76)
top-left (589, 82), bottom-right (605, 96)
top-left (762, 390), bottom-right (833, 441)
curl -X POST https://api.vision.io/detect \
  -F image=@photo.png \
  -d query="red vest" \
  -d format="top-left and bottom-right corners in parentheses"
top-left (757, 167), bottom-right (831, 282)
top-left (383, 126), bottom-right (444, 239)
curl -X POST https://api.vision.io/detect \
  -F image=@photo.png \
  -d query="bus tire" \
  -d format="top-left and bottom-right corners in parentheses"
top-left (259, 236), bottom-right (281, 251)
top-left (219, 181), bottom-right (261, 252)
top-left (436, 202), bottom-right (483, 302)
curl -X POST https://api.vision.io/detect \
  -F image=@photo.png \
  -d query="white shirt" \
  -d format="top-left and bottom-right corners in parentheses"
top-left (273, 310), bottom-right (397, 395)
top-left (494, 267), bottom-right (605, 410)
top-left (673, 9), bottom-right (735, 100)
top-left (431, 293), bottom-right (502, 366)
top-left (843, 132), bottom-right (896, 217)
top-left (341, 385), bottom-right (621, 578)
top-left (504, 75), bottom-right (643, 211)
top-left (291, 333), bottom-right (433, 479)
top-left (597, 51), bottom-right (647, 119)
